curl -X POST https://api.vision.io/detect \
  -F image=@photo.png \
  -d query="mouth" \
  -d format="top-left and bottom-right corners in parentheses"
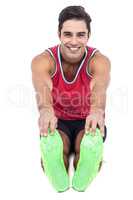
top-left (66, 46), bottom-right (81, 53)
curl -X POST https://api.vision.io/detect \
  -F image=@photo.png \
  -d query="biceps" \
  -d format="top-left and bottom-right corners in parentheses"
top-left (32, 73), bottom-right (53, 92)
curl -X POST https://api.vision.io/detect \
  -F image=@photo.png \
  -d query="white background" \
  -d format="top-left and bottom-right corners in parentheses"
top-left (0, 0), bottom-right (132, 199)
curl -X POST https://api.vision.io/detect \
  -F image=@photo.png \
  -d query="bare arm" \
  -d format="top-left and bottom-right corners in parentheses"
top-left (31, 53), bottom-right (57, 136)
top-left (85, 52), bottom-right (111, 135)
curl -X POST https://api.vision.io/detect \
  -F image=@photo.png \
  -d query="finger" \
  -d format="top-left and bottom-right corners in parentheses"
top-left (40, 120), bottom-right (49, 137)
top-left (40, 132), bottom-right (47, 137)
top-left (91, 120), bottom-right (97, 135)
top-left (98, 121), bottom-right (105, 137)
top-left (49, 117), bottom-right (57, 135)
top-left (85, 119), bottom-right (91, 134)
top-left (100, 126), bottom-right (105, 137)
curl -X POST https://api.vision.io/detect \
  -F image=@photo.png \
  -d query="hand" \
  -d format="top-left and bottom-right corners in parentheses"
top-left (85, 109), bottom-right (105, 136)
top-left (38, 107), bottom-right (58, 137)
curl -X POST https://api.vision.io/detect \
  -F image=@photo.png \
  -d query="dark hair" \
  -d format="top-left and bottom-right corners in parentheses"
top-left (58, 6), bottom-right (92, 37)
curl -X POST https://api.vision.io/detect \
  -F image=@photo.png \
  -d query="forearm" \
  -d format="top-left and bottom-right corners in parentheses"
top-left (35, 84), bottom-right (53, 112)
top-left (90, 84), bottom-right (107, 113)
top-left (32, 72), bottom-right (54, 113)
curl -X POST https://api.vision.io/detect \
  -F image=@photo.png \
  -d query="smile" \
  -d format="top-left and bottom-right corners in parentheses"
top-left (66, 46), bottom-right (80, 52)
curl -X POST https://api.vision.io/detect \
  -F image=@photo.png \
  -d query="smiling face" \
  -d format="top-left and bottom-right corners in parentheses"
top-left (58, 19), bottom-right (90, 63)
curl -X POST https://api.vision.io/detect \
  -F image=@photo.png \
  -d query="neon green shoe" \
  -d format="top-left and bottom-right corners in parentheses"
top-left (72, 128), bottom-right (103, 191)
top-left (40, 129), bottom-right (69, 192)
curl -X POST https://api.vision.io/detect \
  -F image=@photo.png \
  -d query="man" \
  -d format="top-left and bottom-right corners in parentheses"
top-left (31, 6), bottom-right (111, 191)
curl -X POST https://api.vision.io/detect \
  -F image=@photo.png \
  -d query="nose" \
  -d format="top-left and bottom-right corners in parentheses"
top-left (70, 36), bottom-right (78, 46)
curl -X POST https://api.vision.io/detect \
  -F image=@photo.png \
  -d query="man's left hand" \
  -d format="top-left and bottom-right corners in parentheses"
top-left (85, 109), bottom-right (105, 136)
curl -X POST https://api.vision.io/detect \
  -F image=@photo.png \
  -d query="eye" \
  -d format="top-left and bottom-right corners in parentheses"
top-left (63, 32), bottom-right (72, 37)
top-left (79, 34), bottom-right (85, 37)
top-left (77, 33), bottom-right (86, 37)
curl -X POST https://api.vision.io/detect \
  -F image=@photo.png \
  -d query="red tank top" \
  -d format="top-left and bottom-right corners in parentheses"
top-left (47, 45), bottom-right (98, 120)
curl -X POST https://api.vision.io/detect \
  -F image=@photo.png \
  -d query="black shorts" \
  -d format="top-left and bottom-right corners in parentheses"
top-left (57, 118), bottom-right (107, 153)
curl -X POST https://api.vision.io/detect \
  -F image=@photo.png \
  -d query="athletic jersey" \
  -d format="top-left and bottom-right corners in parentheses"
top-left (46, 45), bottom-right (98, 120)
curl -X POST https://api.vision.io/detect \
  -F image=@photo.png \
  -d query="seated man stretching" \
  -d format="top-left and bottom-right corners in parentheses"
top-left (31, 6), bottom-right (111, 192)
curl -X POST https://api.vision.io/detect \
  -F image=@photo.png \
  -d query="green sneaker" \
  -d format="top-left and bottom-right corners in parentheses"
top-left (72, 128), bottom-right (103, 191)
top-left (40, 129), bottom-right (69, 192)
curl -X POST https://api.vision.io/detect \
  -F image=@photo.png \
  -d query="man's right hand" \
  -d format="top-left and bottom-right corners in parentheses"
top-left (38, 107), bottom-right (58, 137)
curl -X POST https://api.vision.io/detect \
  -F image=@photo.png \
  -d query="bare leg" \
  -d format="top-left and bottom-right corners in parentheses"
top-left (74, 130), bottom-right (85, 169)
top-left (57, 129), bottom-right (71, 172)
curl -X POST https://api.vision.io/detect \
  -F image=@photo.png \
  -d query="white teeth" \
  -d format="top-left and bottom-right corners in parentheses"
top-left (69, 47), bottom-right (79, 51)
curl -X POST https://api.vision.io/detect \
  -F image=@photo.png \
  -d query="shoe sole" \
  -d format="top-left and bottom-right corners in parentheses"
top-left (40, 129), bottom-right (69, 192)
top-left (72, 128), bottom-right (103, 191)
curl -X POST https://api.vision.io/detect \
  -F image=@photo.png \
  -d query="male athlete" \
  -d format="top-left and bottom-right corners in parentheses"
top-left (31, 6), bottom-right (111, 191)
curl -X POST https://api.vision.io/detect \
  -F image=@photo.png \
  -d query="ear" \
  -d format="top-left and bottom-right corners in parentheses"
top-left (88, 32), bottom-right (91, 39)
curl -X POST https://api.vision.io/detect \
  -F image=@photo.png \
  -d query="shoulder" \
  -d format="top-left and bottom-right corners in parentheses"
top-left (31, 50), bottom-right (56, 75)
top-left (89, 51), bottom-right (111, 76)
